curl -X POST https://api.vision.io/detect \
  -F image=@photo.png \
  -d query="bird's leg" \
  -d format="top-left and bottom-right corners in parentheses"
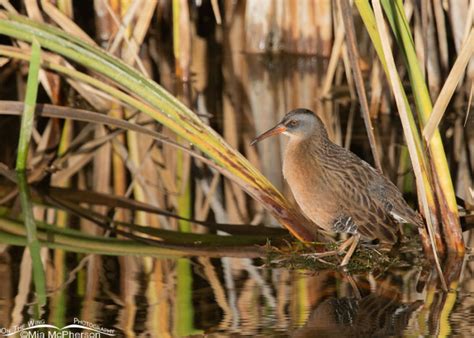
top-left (336, 235), bottom-right (356, 252)
top-left (304, 234), bottom-right (361, 264)
top-left (307, 235), bottom-right (360, 266)
top-left (340, 234), bottom-right (361, 267)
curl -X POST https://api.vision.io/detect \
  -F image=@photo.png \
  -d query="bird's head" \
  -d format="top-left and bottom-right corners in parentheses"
top-left (250, 108), bottom-right (327, 145)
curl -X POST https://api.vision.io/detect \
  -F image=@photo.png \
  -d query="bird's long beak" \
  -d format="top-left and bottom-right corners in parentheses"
top-left (250, 124), bottom-right (286, 146)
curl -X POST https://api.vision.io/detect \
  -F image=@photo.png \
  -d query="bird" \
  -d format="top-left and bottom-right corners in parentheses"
top-left (251, 108), bottom-right (424, 265)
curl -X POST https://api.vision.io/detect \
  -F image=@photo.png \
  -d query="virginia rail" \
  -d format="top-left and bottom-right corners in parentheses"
top-left (251, 109), bottom-right (423, 265)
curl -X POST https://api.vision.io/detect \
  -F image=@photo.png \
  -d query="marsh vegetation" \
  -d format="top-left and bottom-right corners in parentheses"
top-left (0, 0), bottom-right (472, 336)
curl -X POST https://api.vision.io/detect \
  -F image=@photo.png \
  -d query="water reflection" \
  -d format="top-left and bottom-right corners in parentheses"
top-left (293, 274), bottom-right (423, 337)
top-left (0, 170), bottom-right (471, 336)
top-left (1, 248), bottom-right (473, 336)
top-left (294, 296), bottom-right (422, 337)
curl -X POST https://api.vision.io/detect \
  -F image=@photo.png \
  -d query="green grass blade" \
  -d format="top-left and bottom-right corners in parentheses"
top-left (0, 216), bottom-right (265, 258)
top-left (15, 38), bottom-right (41, 171)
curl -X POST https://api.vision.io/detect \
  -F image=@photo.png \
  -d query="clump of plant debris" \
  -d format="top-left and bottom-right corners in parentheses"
top-left (264, 236), bottom-right (427, 274)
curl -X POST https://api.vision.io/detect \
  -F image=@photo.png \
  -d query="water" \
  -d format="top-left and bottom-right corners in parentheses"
top-left (0, 246), bottom-right (473, 336)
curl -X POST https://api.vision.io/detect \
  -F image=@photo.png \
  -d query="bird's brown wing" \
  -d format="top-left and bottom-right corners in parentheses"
top-left (322, 147), bottom-right (420, 243)
top-left (365, 165), bottom-right (424, 227)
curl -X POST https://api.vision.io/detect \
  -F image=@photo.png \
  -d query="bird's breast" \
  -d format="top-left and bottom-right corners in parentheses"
top-left (283, 141), bottom-right (338, 229)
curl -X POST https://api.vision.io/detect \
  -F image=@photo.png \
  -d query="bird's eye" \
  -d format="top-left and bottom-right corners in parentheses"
top-left (288, 120), bottom-right (298, 127)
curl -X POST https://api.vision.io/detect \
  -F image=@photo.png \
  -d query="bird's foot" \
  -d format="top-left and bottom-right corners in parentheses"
top-left (339, 234), bottom-right (361, 267)
top-left (302, 234), bottom-right (361, 267)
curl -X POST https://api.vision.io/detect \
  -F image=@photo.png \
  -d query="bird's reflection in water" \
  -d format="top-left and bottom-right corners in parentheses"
top-left (294, 276), bottom-right (423, 337)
